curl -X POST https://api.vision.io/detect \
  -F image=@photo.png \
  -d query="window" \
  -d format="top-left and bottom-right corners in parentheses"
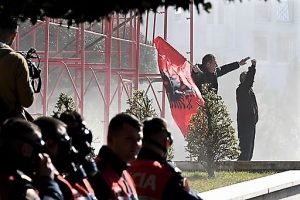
top-left (276, 0), bottom-right (293, 23)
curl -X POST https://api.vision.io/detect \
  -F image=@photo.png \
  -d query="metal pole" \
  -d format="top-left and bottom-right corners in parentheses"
top-left (161, 7), bottom-right (168, 118)
top-left (134, 15), bottom-right (140, 90)
top-left (129, 12), bottom-right (133, 76)
top-left (190, 2), bottom-right (194, 64)
top-left (152, 13), bottom-right (157, 43)
top-left (80, 23), bottom-right (85, 115)
top-left (117, 14), bottom-right (122, 113)
top-left (104, 19), bottom-right (112, 143)
top-left (43, 18), bottom-right (50, 116)
top-left (145, 11), bottom-right (149, 44)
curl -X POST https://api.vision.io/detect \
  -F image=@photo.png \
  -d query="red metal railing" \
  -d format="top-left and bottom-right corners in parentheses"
top-left (15, 6), bottom-right (195, 142)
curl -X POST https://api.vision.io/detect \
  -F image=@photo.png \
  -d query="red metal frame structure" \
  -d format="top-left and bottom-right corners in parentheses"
top-left (14, 6), bottom-right (195, 141)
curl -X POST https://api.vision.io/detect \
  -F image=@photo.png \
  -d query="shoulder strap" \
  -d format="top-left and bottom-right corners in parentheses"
top-left (73, 179), bottom-right (96, 199)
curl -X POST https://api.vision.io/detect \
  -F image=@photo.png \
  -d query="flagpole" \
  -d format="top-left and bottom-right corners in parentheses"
top-left (186, 59), bottom-right (203, 74)
top-left (190, 0), bottom-right (194, 65)
top-left (161, 7), bottom-right (168, 118)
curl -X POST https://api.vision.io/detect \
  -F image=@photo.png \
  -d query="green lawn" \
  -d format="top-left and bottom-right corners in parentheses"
top-left (183, 171), bottom-right (276, 193)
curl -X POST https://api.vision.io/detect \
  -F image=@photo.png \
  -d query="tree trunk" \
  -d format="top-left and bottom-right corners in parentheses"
top-left (206, 159), bottom-right (215, 178)
top-left (206, 108), bottom-right (216, 178)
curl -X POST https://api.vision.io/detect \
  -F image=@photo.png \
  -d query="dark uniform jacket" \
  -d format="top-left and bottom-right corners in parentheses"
top-left (88, 146), bottom-right (138, 200)
top-left (55, 174), bottom-right (96, 200)
top-left (0, 145), bottom-right (62, 200)
top-left (129, 148), bottom-right (203, 200)
top-left (0, 169), bottom-right (63, 200)
top-left (236, 65), bottom-right (258, 124)
top-left (191, 62), bottom-right (240, 93)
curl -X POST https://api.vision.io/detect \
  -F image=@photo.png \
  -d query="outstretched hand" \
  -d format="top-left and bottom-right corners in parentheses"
top-left (239, 57), bottom-right (250, 66)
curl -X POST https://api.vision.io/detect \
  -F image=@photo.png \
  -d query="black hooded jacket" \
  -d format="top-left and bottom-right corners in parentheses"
top-left (191, 62), bottom-right (239, 93)
top-left (236, 64), bottom-right (258, 124)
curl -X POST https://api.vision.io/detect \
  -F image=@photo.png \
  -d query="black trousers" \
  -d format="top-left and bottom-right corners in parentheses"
top-left (237, 122), bottom-right (256, 161)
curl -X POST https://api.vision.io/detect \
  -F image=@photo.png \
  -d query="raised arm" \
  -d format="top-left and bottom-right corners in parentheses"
top-left (241, 59), bottom-right (256, 90)
top-left (217, 57), bottom-right (250, 77)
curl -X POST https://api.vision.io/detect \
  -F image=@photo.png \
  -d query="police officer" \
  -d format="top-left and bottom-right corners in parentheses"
top-left (128, 117), bottom-right (203, 200)
top-left (88, 112), bottom-right (142, 200)
top-left (0, 118), bottom-right (63, 199)
top-left (59, 110), bottom-right (98, 178)
top-left (34, 116), bottom-right (97, 200)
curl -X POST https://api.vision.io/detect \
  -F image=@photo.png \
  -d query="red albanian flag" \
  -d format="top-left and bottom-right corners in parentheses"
top-left (154, 36), bottom-right (205, 137)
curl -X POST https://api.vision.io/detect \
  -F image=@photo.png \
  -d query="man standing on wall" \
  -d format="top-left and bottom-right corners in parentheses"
top-left (191, 54), bottom-right (250, 93)
top-left (236, 59), bottom-right (258, 161)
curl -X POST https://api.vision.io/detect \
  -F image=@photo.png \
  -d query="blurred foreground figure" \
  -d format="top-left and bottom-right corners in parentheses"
top-left (59, 110), bottom-right (98, 178)
top-left (236, 59), bottom-right (258, 161)
top-left (0, 16), bottom-right (34, 123)
top-left (0, 118), bottom-right (63, 200)
top-left (89, 112), bottom-right (143, 200)
top-left (34, 116), bottom-right (97, 200)
top-left (128, 117), bottom-right (203, 200)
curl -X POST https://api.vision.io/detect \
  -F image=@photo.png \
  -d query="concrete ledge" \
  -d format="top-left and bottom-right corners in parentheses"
top-left (174, 161), bottom-right (300, 172)
top-left (198, 170), bottom-right (300, 200)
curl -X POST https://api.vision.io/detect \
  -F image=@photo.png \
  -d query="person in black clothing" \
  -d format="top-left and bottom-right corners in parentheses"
top-left (34, 116), bottom-right (97, 200)
top-left (236, 59), bottom-right (258, 161)
top-left (191, 54), bottom-right (250, 93)
top-left (128, 117), bottom-right (203, 200)
top-left (58, 110), bottom-right (98, 178)
top-left (0, 118), bottom-right (63, 200)
top-left (88, 112), bottom-right (143, 200)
